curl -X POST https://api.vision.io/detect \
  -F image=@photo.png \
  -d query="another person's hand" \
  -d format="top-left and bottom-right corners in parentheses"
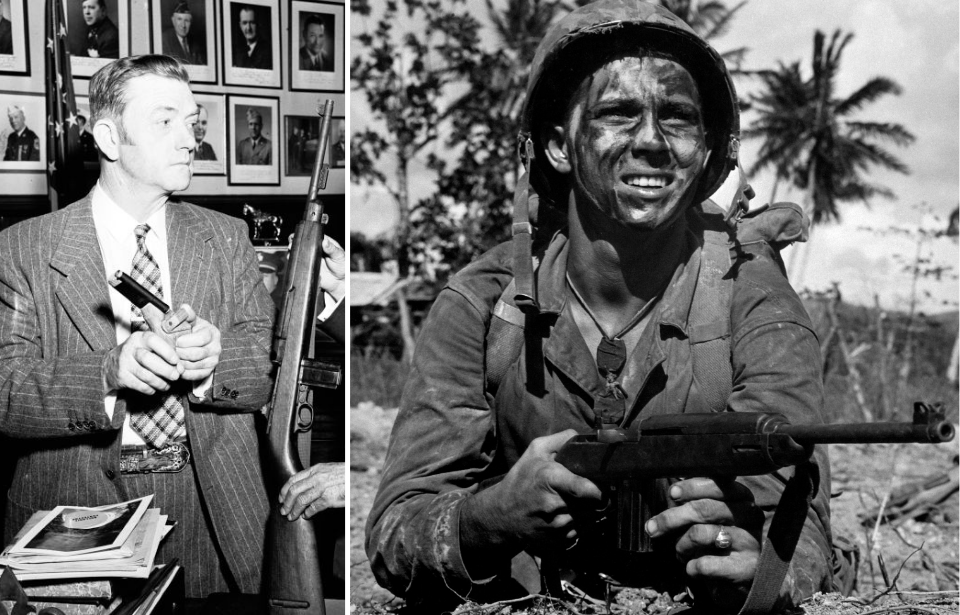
top-left (87, 48), bottom-right (99, 58)
top-left (170, 304), bottom-right (222, 381)
top-left (319, 235), bottom-right (345, 304)
top-left (460, 430), bottom-right (603, 567)
top-left (279, 462), bottom-right (345, 520)
top-left (644, 477), bottom-right (765, 607)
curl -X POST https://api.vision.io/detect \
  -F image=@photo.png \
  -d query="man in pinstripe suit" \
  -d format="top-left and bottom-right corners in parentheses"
top-left (0, 55), bottom-right (329, 598)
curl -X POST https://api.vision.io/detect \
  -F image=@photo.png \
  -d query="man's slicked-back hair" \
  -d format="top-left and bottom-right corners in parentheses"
top-left (89, 54), bottom-right (190, 140)
top-left (84, 0), bottom-right (107, 13)
top-left (302, 14), bottom-right (323, 35)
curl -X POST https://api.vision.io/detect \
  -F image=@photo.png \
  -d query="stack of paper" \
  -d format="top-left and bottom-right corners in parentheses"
top-left (0, 496), bottom-right (171, 582)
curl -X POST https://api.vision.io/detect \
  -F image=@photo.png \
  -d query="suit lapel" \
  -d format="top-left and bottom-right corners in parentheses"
top-left (50, 197), bottom-right (117, 351)
top-left (166, 201), bottom-right (215, 314)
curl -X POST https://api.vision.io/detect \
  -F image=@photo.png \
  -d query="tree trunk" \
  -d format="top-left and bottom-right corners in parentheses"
top-left (394, 286), bottom-right (416, 364)
top-left (826, 296), bottom-right (873, 422)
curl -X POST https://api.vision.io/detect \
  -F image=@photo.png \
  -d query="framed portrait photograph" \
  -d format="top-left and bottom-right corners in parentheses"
top-left (289, 0), bottom-right (343, 92)
top-left (222, 0), bottom-right (281, 89)
top-left (74, 96), bottom-right (100, 168)
top-left (228, 95), bottom-right (279, 185)
top-left (0, 0), bottom-right (30, 76)
top-left (192, 92), bottom-right (226, 175)
top-left (0, 92), bottom-right (45, 173)
top-left (283, 114), bottom-right (317, 177)
top-left (65, 0), bottom-right (130, 78)
top-left (150, 0), bottom-right (217, 84)
top-left (328, 116), bottom-right (344, 169)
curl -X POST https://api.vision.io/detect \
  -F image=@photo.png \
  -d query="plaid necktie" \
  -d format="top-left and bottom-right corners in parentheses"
top-left (129, 224), bottom-right (185, 449)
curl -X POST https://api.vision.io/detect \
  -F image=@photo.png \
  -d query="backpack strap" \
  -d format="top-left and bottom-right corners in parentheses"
top-left (486, 278), bottom-right (526, 395)
top-left (687, 206), bottom-right (735, 413)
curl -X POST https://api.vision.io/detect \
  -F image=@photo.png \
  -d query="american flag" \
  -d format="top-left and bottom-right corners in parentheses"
top-left (45, 0), bottom-right (83, 210)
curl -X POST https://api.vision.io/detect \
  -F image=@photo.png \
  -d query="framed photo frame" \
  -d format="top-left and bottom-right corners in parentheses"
top-left (289, 0), bottom-right (343, 92)
top-left (228, 95), bottom-right (280, 185)
top-left (150, 0), bottom-right (217, 84)
top-left (192, 93), bottom-right (226, 175)
top-left (283, 114), bottom-right (317, 177)
top-left (0, 0), bottom-right (30, 76)
top-left (328, 116), bottom-right (344, 169)
top-left (74, 96), bottom-right (100, 168)
top-left (222, 0), bottom-right (281, 89)
top-left (65, 0), bottom-right (131, 78)
top-left (0, 92), bottom-right (45, 173)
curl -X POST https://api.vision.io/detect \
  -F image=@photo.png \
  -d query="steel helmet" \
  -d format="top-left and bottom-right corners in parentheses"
top-left (509, 0), bottom-right (741, 312)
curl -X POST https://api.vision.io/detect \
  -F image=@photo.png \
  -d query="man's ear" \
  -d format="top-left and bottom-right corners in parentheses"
top-left (92, 118), bottom-right (120, 161)
top-left (541, 124), bottom-right (571, 174)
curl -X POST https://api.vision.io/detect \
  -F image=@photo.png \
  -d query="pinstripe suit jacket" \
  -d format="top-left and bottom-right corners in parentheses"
top-left (0, 194), bottom-right (275, 593)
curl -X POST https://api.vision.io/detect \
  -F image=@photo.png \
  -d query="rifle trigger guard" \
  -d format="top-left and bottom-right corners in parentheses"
top-left (296, 403), bottom-right (314, 432)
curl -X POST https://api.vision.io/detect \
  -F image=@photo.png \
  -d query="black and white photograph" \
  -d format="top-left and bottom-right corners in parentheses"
top-left (348, 2), bottom-right (960, 615)
top-left (0, 92), bottom-right (44, 172)
top-left (65, 0), bottom-right (129, 78)
top-left (74, 96), bottom-right (99, 165)
top-left (222, 0), bottom-right (281, 88)
top-left (283, 113), bottom-right (318, 177)
top-left (0, 0), bottom-right (29, 75)
top-left (192, 92), bottom-right (226, 175)
top-left (289, 0), bottom-right (343, 92)
top-left (228, 94), bottom-right (279, 185)
top-left (151, 0), bottom-right (217, 84)
top-left (328, 116), bottom-right (344, 169)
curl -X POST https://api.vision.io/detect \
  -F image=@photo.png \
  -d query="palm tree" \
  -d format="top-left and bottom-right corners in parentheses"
top-left (744, 29), bottom-right (915, 225)
top-left (654, 0), bottom-right (749, 69)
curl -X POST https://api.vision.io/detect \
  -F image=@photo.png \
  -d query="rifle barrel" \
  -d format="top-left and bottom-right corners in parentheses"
top-left (778, 420), bottom-right (955, 445)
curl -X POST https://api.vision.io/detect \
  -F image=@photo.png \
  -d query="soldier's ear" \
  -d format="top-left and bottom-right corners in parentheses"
top-left (92, 118), bottom-right (121, 161)
top-left (542, 123), bottom-right (571, 175)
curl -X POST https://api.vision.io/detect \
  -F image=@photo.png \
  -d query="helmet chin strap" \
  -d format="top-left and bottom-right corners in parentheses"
top-left (512, 137), bottom-right (540, 314)
top-left (724, 159), bottom-right (755, 228)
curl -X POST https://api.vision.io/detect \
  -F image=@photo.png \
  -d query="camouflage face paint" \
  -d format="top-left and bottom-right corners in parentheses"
top-left (562, 55), bottom-right (709, 232)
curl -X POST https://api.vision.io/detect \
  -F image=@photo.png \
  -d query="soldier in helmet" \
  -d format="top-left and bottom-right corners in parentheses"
top-left (366, 1), bottom-right (832, 612)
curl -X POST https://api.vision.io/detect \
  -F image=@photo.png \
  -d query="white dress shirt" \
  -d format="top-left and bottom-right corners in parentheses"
top-left (91, 183), bottom-right (208, 445)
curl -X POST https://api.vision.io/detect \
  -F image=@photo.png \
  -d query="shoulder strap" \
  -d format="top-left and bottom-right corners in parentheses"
top-left (687, 210), bottom-right (734, 413)
top-left (485, 278), bottom-right (526, 395)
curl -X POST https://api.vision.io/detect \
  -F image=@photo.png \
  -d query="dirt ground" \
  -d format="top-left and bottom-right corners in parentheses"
top-left (349, 402), bottom-right (960, 614)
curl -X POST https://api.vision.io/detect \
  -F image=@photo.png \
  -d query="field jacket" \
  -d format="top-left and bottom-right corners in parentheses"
top-left (367, 209), bottom-right (833, 608)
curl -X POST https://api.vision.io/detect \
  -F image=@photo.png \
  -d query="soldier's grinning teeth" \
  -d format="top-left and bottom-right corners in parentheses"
top-left (625, 176), bottom-right (667, 188)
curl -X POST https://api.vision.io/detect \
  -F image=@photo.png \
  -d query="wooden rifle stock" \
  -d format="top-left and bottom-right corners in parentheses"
top-left (263, 99), bottom-right (338, 615)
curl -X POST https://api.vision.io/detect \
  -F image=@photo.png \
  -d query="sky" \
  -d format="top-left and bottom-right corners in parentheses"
top-left (350, 0), bottom-right (959, 313)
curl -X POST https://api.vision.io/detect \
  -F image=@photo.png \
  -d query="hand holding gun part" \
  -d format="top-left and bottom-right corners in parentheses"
top-left (554, 402), bottom-right (955, 553)
top-left (262, 99), bottom-right (338, 615)
top-left (108, 271), bottom-right (192, 335)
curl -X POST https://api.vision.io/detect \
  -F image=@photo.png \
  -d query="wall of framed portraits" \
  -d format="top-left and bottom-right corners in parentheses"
top-left (0, 0), bottom-right (346, 218)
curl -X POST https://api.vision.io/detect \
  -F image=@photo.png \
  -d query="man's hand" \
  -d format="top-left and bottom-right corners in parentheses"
top-left (102, 331), bottom-right (184, 396)
top-left (87, 48), bottom-right (100, 58)
top-left (279, 462), bottom-right (345, 520)
top-left (461, 430), bottom-right (603, 571)
top-left (170, 304), bottom-right (221, 381)
top-left (319, 235), bottom-right (345, 303)
top-left (644, 477), bottom-right (765, 606)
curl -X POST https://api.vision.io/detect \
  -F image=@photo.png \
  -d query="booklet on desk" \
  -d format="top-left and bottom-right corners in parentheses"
top-left (1, 499), bottom-right (170, 582)
top-left (7, 496), bottom-right (153, 557)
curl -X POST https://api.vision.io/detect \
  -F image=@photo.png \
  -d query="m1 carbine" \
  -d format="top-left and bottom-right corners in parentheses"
top-left (555, 402), bottom-right (955, 553)
top-left (263, 99), bottom-right (341, 615)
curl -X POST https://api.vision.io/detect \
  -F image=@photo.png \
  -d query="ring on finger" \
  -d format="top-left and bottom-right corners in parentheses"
top-left (714, 526), bottom-right (732, 550)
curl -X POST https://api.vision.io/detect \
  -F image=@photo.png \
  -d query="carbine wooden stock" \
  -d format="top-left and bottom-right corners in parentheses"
top-left (263, 99), bottom-right (338, 615)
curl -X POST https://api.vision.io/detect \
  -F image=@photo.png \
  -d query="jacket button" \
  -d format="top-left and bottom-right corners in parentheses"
top-left (105, 469), bottom-right (116, 480)
top-left (68, 422), bottom-right (76, 431)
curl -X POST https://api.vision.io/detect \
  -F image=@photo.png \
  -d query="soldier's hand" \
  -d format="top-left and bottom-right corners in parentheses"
top-left (644, 477), bottom-right (765, 607)
top-left (102, 331), bottom-right (184, 396)
top-left (172, 305), bottom-right (221, 381)
top-left (461, 430), bottom-right (603, 563)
